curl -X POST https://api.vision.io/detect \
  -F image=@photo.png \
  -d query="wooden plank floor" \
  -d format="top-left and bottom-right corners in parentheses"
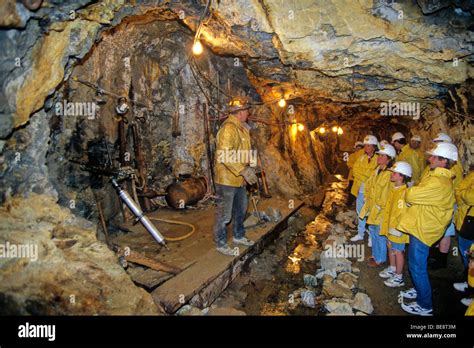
top-left (111, 196), bottom-right (303, 313)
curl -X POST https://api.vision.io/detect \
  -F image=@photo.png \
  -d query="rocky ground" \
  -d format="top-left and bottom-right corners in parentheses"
top-left (0, 194), bottom-right (161, 315)
top-left (177, 177), bottom-right (468, 316)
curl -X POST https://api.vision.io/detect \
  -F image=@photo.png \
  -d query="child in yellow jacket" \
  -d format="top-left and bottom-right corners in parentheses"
top-left (379, 162), bottom-right (412, 287)
top-left (358, 144), bottom-right (396, 267)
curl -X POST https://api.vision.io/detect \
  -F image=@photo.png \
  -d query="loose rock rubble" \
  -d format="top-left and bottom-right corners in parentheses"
top-left (352, 293), bottom-right (374, 315)
top-left (299, 182), bottom-right (375, 315)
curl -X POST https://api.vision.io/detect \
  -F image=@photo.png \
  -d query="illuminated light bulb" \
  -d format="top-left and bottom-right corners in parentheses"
top-left (319, 127), bottom-right (326, 134)
top-left (332, 126), bottom-right (338, 133)
top-left (278, 99), bottom-right (286, 108)
top-left (297, 124), bottom-right (305, 131)
top-left (192, 40), bottom-right (203, 55)
top-left (337, 127), bottom-right (343, 135)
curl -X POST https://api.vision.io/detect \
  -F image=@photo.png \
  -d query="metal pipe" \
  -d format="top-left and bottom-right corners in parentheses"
top-left (111, 179), bottom-right (168, 249)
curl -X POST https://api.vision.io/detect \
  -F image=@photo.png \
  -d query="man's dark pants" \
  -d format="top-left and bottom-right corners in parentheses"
top-left (214, 184), bottom-right (248, 247)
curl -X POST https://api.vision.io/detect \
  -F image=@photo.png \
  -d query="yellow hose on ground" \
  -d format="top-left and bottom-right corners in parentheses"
top-left (149, 217), bottom-right (196, 242)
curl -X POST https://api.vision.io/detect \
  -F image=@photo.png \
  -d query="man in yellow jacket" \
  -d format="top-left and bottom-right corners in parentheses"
top-left (426, 133), bottom-right (464, 269)
top-left (358, 144), bottom-right (396, 266)
top-left (350, 135), bottom-right (379, 243)
top-left (214, 96), bottom-right (258, 256)
top-left (452, 170), bottom-right (474, 308)
top-left (346, 141), bottom-right (364, 206)
top-left (392, 132), bottom-right (422, 183)
top-left (397, 142), bottom-right (458, 316)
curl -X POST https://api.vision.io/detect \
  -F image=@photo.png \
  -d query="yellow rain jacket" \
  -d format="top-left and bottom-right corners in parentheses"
top-left (467, 302), bottom-right (474, 316)
top-left (420, 162), bottom-right (463, 188)
top-left (420, 165), bottom-right (430, 182)
top-left (451, 161), bottom-right (464, 188)
top-left (351, 153), bottom-right (379, 197)
top-left (397, 167), bottom-right (455, 246)
top-left (397, 145), bottom-right (422, 183)
top-left (454, 171), bottom-right (474, 231)
top-left (420, 161), bottom-right (463, 188)
top-left (359, 166), bottom-right (393, 225)
top-left (347, 148), bottom-right (364, 181)
top-left (380, 185), bottom-right (410, 244)
top-left (214, 115), bottom-right (251, 187)
top-left (414, 149), bottom-right (426, 184)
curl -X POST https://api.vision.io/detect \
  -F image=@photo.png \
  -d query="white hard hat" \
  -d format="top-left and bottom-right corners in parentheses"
top-left (391, 132), bottom-right (405, 143)
top-left (377, 144), bottom-right (397, 158)
top-left (354, 141), bottom-right (363, 148)
top-left (411, 135), bottom-right (422, 142)
top-left (390, 161), bottom-right (412, 178)
top-left (427, 142), bottom-right (458, 161)
top-left (380, 140), bottom-right (389, 147)
top-left (433, 132), bottom-right (452, 143)
top-left (363, 135), bottom-right (378, 146)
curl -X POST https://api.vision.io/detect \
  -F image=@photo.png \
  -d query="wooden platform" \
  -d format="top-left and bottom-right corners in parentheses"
top-left (111, 197), bottom-right (303, 314)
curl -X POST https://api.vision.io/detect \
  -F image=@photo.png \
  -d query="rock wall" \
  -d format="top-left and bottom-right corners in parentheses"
top-left (0, 194), bottom-right (159, 315)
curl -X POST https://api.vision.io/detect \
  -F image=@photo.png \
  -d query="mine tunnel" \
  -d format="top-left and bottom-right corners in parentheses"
top-left (0, 0), bottom-right (473, 321)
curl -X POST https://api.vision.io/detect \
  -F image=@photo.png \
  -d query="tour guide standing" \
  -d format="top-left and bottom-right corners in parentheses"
top-left (214, 96), bottom-right (258, 256)
top-left (397, 142), bottom-right (458, 315)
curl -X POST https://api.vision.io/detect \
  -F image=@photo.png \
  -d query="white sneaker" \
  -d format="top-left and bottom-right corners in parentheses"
top-left (461, 298), bottom-right (473, 307)
top-left (216, 245), bottom-right (238, 256)
top-left (401, 301), bottom-right (433, 316)
top-left (453, 281), bottom-right (468, 292)
top-left (233, 237), bottom-right (255, 246)
top-left (350, 235), bottom-right (364, 242)
top-left (384, 276), bottom-right (405, 288)
top-left (400, 288), bottom-right (417, 299)
top-left (379, 267), bottom-right (396, 279)
top-left (367, 237), bottom-right (372, 248)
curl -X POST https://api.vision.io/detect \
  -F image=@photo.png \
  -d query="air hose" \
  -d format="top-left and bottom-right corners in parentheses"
top-left (149, 217), bottom-right (196, 242)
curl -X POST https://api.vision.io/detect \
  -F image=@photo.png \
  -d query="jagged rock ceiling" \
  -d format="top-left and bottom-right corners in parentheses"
top-left (1, 0), bottom-right (473, 138)
top-left (196, 0), bottom-right (473, 102)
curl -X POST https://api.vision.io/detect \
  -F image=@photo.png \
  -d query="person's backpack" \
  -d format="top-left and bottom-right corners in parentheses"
top-left (459, 206), bottom-right (474, 240)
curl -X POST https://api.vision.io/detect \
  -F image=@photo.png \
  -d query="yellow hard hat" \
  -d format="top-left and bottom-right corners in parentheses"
top-left (226, 96), bottom-right (252, 113)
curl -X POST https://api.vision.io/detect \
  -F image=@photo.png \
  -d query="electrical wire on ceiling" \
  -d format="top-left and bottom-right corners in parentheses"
top-left (194, 0), bottom-right (212, 45)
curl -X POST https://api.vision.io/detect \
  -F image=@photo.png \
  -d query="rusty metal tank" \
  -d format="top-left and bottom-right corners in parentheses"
top-left (165, 177), bottom-right (207, 209)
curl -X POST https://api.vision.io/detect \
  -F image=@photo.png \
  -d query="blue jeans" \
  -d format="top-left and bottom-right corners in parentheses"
top-left (458, 235), bottom-right (474, 269)
top-left (214, 184), bottom-right (248, 247)
top-left (369, 224), bottom-right (387, 263)
top-left (356, 184), bottom-right (367, 238)
top-left (408, 235), bottom-right (432, 310)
